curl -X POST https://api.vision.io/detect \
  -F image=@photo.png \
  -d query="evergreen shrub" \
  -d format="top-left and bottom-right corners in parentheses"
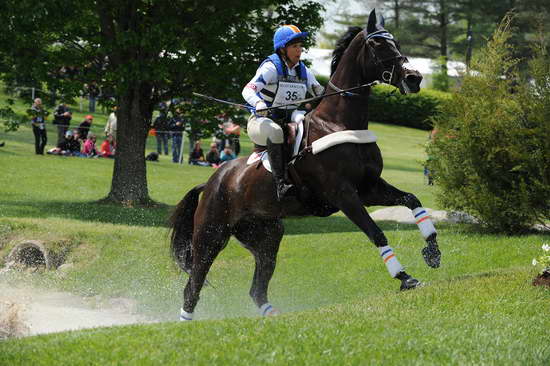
top-left (427, 16), bottom-right (550, 233)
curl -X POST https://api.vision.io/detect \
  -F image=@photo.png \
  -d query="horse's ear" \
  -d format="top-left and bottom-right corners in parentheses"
top-left (366, 9), bottom-right (377, 34)
top-left (379, 14), bottom-right (385, 28)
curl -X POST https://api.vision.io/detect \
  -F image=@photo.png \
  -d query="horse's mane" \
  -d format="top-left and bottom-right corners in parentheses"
top-left (330, 26), bottom-right (363, 76)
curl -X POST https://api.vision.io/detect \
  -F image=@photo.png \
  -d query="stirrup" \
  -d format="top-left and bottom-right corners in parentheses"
top-left (276, 181), bottom-right (295, 201)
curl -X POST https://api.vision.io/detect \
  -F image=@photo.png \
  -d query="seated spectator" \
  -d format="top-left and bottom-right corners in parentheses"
top-left (188, 141), bottom-right (208, 166)
top-left (205, 142), bottom-right (220, 166)
top-left (66, 129), bottom-right (82, 156)
top-left (82, 133), bottom-right (98, 157)
top-left (100, 135), bottom-right (115, 158)
top-left (220, 146), bottom-right (236, 163)
top-left (78, 115), bottom-right (93, 140)
top-left (47, 130), bottom-right (79, 156)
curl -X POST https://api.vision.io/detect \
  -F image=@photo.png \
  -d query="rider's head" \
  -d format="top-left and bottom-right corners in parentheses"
top-left (273, 25), bottom-right (308, 67)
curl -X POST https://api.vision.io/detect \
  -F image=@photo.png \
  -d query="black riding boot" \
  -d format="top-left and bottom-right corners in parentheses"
top-left (266, 138), bottom-right (294, 201)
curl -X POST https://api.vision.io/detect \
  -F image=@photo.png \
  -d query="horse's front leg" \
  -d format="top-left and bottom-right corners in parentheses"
top-left (361, 178), bottom-right (441, 268)
top-left (329, 184), bottom-right (421, 290)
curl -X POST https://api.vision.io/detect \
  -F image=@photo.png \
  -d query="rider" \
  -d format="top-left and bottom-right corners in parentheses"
top-left (242, 24), bottom-right (324, 201)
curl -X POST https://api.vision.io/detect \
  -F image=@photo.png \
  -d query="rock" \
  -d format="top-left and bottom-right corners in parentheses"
top-left (370, 207), bottom-right (478, 224)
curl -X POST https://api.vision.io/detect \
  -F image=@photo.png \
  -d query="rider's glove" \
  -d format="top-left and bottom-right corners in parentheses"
top-left (255, 101), bottom-right (268, 117)
top-left (291, 109), bottom-right (306, 124)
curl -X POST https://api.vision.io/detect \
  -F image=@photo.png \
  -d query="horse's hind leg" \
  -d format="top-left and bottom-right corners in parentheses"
top-left (361, 178), bottom-right (441, 269)
top-left (233, 218), bottom-right (283, 316)
top-left (181, 223), bottom-right (230, 321)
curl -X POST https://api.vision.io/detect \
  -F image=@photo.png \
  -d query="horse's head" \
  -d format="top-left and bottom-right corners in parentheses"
top-left (363, 10), bottom-right (422, 94)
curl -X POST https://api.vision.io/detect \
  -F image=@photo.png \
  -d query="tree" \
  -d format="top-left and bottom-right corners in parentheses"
top-left (427, 15), bottom-right (550, 233)
top-left (0, 0), bottom-right (324, 205)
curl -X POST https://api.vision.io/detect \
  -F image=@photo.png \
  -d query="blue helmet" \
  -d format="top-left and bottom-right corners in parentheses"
top-left (273, 25), bottom-right (308, 51)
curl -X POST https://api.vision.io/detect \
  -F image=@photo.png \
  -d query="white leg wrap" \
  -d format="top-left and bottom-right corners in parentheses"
top-left (412, 207), bottom-right (436, 239)
top-left (180, 308), bottom-right (194, 321)
top-left (259, 303), bottom-right (278, 317)
top-left (378, 246), bottom-right (404, 278)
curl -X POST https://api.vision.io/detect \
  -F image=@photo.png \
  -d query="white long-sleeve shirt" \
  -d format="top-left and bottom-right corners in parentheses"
top-left (242, 60), bottom-right (324, 107)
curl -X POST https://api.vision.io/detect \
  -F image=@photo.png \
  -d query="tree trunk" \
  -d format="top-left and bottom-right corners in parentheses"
top-left (439, 0), bottom-right (448, 75)
top-left (106, 84), bottom-right (152, 205)
top-left (394, 0), bottom-right (400, 29)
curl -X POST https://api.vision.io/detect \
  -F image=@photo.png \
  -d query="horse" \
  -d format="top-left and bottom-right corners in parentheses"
top-left (170, 9), bottom-right (441, 321)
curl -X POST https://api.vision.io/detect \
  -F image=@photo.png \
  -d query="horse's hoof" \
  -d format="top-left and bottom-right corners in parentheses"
top-left (179, 308), bottom-right (194, 321)
top-left (422, 245), bottom-right (441, 268)
top-left (400, 276), bottom-right (422, 291)
top-left (260, 303), bottom-right (280, 317)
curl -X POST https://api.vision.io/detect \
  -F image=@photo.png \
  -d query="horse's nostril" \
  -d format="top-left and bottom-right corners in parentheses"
top-left (405, 74), bottom-right (422, 83)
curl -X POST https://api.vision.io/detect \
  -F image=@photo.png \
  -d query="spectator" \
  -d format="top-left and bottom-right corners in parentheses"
top-left (188, 141), bottom-right (208, 166)
top-left (86, 81), bottom-right (100, 113)
top-left (153, 109), bottom-right (170, 155)
top-left (205, 142), bottom-right (220, 166)
top-left (217, 113), bottom-right (241, 156)
top-left (67, 129), bottom-right (82, 156)
top-left (104, 106), bottom-right (117, 143)
top-left (53, 103), bottom-right (72, 145)
top-left (220, 146), bottom-right (236, 163)
top-left (29, 98), bottom-right (48, 155)
top-left (78, 115), bottom-right (93, 140)
top-left (47, 130), bottom-right (79, 156)
top-left (100, 134), bottom-right (115, 158)
top-left (82, 133), bottom-right (98, 157)
top-left (169, 108), bottom-right (185, 163)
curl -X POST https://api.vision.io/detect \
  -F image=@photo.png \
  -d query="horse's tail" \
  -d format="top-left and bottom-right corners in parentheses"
top-left (170, 183), bottom-right (206, 273)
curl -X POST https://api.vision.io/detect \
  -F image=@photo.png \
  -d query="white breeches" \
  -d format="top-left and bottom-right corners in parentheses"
top-left (247, 115), bottom-right (284, 145)
top-left (247, 110), bottom-right (306, 146)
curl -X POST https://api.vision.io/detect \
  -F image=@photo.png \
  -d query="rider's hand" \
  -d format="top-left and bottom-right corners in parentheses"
top-left (255, 101), bottom-right (268, 117)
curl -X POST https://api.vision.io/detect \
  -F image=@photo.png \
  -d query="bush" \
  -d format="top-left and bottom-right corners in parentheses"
top-left (427, 15), bottom-right (550, 234)
top-left (368, 84), bottom-right (450, 130)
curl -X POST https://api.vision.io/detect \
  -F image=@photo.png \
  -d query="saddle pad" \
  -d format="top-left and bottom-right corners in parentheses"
top-left (247, 150), bottom-right (272, 172)
top-left (311, 130), bottom-right (377, 155)
top-left (246, 129), bottom-right (377, 172)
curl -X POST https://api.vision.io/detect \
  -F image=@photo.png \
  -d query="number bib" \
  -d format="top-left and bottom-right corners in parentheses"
top-left (272, 81), bottom-right (307, 109)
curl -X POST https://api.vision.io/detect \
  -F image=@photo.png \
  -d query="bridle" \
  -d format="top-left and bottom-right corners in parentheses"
top-left (328, 29), bottom-right (408, 96)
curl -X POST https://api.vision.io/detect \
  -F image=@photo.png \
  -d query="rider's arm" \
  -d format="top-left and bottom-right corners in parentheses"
top-left (306, 68), bottom-right (325, 97)
top-left (241, 62), bottom-right (278, 107)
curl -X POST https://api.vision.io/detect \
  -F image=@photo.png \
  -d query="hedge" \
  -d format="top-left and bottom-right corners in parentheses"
top-left (314, 74), bottom-right (450, 130)
top-left (368, 84), bottom-right (450, 130)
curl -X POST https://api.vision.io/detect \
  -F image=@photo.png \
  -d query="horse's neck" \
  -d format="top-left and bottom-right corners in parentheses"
top-left (314, 41), bottom-right (374, 133)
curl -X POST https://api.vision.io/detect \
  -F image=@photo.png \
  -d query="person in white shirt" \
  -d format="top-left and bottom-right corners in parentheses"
top-left (242, 24), bottom-right (324, 201)
top-left (104, 106), bottom-right (118, 144)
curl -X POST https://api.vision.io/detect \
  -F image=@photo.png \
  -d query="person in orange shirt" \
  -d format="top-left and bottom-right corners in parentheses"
top-left (100, 134), bottom-right (115, 158)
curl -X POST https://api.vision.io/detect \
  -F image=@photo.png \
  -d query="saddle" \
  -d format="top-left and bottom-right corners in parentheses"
top-left (247, 117), bottom-right (338, 217)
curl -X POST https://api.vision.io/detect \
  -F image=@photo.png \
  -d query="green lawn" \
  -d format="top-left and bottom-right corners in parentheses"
top-left (0, 102), bottom-right (549, 365)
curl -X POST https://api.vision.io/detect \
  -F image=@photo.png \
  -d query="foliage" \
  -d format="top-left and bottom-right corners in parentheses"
top-left (431, 56), bottom-right (451, 91)
top-left (427, 15), bottom-right (550, 233)
top-left (368, 84), bottom-right (450, 130)
top-left (532, 243), bottom-right (550, 274)
top-left (0, 100), bottom-right (27, 133)
top-left (0, 1), bottom-right (325, 204)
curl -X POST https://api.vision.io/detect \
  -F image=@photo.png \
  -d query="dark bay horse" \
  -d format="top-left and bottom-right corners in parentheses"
top-left (170, 10), bottom-right (441, 321)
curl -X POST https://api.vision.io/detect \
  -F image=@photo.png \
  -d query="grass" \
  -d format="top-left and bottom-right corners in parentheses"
top-left (0, 95), bottom-right (549, 364)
